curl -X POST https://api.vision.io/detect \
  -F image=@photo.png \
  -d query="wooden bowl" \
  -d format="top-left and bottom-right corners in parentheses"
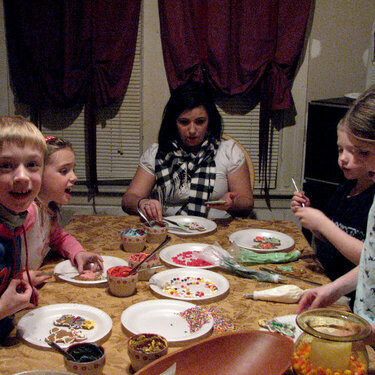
top-left (136, 330), bottom-right (294, 375)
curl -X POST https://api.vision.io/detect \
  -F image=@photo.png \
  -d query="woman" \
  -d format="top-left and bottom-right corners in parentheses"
top-left (121, 81), bottom-right (254, 220)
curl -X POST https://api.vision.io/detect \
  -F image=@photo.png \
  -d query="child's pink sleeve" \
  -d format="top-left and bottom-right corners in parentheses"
top-left (49, 222), bottom-right (86, 264)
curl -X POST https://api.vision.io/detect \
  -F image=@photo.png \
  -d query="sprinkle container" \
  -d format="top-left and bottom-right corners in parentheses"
top-left (107, 266), bottom-right (138, 297)
top-left (127, 333), bottom-right (168, 372)
top-left (142, 221), bottom-right (168, 243)
top-left (64, 342), bottom-right (105, 375)
top-left (121, 227), bottom-right (147, 253)
top-left (128, 252), bottom-right (160, 281)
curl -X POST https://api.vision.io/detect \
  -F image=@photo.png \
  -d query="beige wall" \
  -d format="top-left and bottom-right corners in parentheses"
top-left (307, 0), bottom-right (375, 101)
top-left (0, 1), bottom-right (374, 220)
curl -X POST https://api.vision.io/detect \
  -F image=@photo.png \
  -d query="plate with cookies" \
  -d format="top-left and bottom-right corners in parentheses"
top-left (229, 229), bottom-right (295, 253)
top-left (53, 255), bottom-right (128, 286)
top-left (17, 303), bottom-right (112, 349)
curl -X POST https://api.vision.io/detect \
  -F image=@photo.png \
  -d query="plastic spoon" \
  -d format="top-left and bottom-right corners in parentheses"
top-left (137, 207), bottom-right (152, 226)
top-left (291, 177), bottom-right (305, 207)
top-left (47, 341), bottom-right (76, 361)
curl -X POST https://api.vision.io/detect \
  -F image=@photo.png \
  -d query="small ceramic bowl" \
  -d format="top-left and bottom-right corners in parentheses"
top-left (107, 266), bottom-right (138, 297)
top-left (64, 342), bottom-right (105, 375)
top-left (128, 253), bottom-right (160, 281)
top-left (121, 227), bottom-right (147, 253)
top-left (128, 333), bottom-right (168, 372)
top-left (142, 221), bottom-right (169, 243)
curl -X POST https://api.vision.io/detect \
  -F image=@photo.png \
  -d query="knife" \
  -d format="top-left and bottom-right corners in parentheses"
top-left (163, 218), bottom-right (195, 233)
top-left (259, 267), bottom-right (322, 286)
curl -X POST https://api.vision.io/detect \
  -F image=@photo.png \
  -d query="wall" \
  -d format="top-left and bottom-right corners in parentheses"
top-left (0, 1), bottom-right (374, 222)
top-left (307, 0), bottom-right (375, 101)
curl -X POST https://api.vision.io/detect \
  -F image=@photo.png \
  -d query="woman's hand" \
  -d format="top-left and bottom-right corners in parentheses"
top-left (205, 192), bottom-right (238, 211)
top-left (138, 198), bottom-right (163, 221)
top-left (24, 270), bottom-right (51, 287)
top-left (290, 192), bottom-right (310, 212)
top-left (0, 279), bottom-right (36, 319)
top-left (75, 252), bottom-right (104, 274)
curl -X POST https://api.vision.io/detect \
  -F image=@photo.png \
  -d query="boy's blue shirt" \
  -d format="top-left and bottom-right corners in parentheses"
top-left (0, 205), bottom-right (36, 343)
top-left (0, 223), bottom-right (23, 341)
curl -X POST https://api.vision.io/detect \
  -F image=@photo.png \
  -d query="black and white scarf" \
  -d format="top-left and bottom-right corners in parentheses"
top-left (155, 138), bottom-right (219, 217)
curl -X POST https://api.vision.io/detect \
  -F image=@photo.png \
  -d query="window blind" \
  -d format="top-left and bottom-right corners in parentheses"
top-left (40, 13), bottom-right (143, 185)
top-left (218, 102), bottom-right (279, 190)
top-left (39, 10), bottom-right (279, 192)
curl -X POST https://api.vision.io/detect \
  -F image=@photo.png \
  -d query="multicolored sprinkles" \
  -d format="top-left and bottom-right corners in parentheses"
top-left (177, 306), bottom-right (235, 334)
top-left (207, 307), bottom-right (235, 333)
top-left (177, 307), bottom-right (212, 333)
top-left (163, 276), bottom-right (218, 298)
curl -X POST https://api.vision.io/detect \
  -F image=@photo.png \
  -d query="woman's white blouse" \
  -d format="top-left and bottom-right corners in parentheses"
top-left (139, 139), bottom-right (246, 218)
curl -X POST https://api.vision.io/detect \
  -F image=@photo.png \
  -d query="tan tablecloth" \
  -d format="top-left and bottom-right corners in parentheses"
top-left (0, 215), bottom-right (373, 374)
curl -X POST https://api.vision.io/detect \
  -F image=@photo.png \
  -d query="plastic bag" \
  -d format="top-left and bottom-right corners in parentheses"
top-left (199, 243), bottom-right (283, 283)
top-left (228, 241), bottom-right (300, 265)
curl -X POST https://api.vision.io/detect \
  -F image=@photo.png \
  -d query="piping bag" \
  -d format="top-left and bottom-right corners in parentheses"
top-left (244, 284), bottom-right (306, 303)
top-left (229, 241), bottom-right (300, 265)
top-left (198, 243), bottom-right (283, 283)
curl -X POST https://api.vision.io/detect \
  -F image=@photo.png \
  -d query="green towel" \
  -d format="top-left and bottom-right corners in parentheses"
top-left (238, 248), bottom-right (300, 265)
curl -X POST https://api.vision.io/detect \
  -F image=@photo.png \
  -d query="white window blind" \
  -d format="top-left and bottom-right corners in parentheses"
top-left (218, 102), bottom-right (279, 190)
top-left (39, 9), bottom-right (280, 192)
top-left (40, 13), bottom-right (143, 185)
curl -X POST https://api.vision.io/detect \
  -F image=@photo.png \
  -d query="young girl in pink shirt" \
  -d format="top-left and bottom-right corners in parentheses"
top-left (23, 137), bottom-right (103, 285)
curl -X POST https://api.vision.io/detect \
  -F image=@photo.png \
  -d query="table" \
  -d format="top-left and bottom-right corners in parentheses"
top-left (0, 215), bottom-right (373, 374)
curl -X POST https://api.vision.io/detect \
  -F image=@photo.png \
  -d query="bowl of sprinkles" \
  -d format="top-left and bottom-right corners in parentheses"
top-left (121, 227), bottom-right (147, 253)
top-left (142, 221), bottom-right (169, 243)
top-left (128, 252), bottom-right (160, 281)
top-left (149, 268), bottom-right (229, 302)
top-left (107, 265), bottom-right (138, 297)
top-left (127, 333), bottom-right (168, 372)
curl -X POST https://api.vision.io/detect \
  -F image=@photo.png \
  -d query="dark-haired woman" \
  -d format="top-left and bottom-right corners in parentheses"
top-left (122, 81), bottom-right (254, 220)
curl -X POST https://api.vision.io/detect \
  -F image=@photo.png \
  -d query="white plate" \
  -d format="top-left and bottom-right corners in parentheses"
top-left (166, 215), bottom-right (217, 236)
top-left (259, 314), bottom-right (302, 342)
top-left (53, 255), bottom-right (128, 285)
top-left (149, 268), bottom-right (229, 302)
top-left (121, 299), bottom-right (214, 344)
top-left (229, 229), bottom-right (295, 253)
top-left (17, 303), bottom-right (112, 348)
top-left (160, 243), bottom-right (218, 269)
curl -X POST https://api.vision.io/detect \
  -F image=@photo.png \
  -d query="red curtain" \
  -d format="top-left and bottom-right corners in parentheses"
top-left (3, 0), bottom-right (141, 197)
top-left (158, 0), bottom-right (311, 193)
top-left (3, 0), bottom-right (141, 108)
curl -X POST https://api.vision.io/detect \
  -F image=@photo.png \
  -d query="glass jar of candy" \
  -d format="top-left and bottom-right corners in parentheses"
top-left (293, 308), bottom-right (371, 375)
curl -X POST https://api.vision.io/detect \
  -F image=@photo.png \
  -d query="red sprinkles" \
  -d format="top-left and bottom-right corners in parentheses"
top-left (172, 251), bottom-right (213, 267)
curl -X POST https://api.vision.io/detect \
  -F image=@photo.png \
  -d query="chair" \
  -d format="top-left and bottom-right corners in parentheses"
top-left (222, 133), bottom-right (255, 190)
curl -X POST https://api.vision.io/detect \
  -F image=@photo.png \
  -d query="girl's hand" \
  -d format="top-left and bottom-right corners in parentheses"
top-left (205, 192), bottom-right (238, 211)
top-left (75, 252), bottom-right (104, 274)
top-left (24, 270), bottom-right (51, 287)
top-left (297, 283), bottom-right (341, 313)
top-left (0, 279), bottom-right (35, 319)
top-left (290, 192), bottom-right (310, 212)
top-left (138, 198), bottom-right (163, 221)
top-left (294, 207), bottom-right (326, 232)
